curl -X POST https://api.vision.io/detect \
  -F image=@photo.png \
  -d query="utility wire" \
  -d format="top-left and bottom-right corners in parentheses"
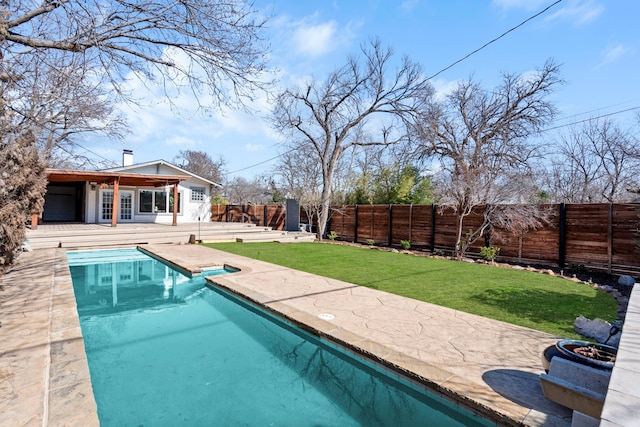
top-left (227, 104), bottom-right (639, 176)
top-left (226, 152), bottom-right (288, 175)
top-left (426, 0), bottom-right (563, 80)
top-left (541, 105), bottom-right (640, 132)
top-left (71, 143), bottom-right (119, 167)
top-left (224, 0), bottom-right (564, 176)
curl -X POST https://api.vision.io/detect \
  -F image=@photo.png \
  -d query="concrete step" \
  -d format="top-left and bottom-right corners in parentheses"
top-left (275, 234), bottom-right (317, 243)
top-left (236, 232), bottom-right (316, 243)
top-left (25, 222), bottom-right (313, 249)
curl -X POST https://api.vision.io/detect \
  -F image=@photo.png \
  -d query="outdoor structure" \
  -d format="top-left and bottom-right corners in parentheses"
top-left (36, 150), bottom-right (221, 227)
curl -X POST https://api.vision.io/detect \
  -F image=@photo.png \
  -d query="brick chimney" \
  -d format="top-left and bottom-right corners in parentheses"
top-left (122, 149), bottom-right (133, 166)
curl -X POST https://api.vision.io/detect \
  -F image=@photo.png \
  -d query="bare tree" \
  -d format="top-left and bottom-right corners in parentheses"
top-left (272, 146), bottom-right (324, 230)
top-left (416, 60), bottom-right (562, 258)
top-left (272, 39), bottom-right (433, 238)
top-left (1, 51), bottom-right (127, 168)
top-left (0, 0), bottom-right (271, 265)
top-left (2, 0), bottom-right (270, 109)
top-left (224, 175), bottom-right (271, 205)
top-left (174, 150), bottom-right (225, 184)
top-left (545, 118), bottom-right (640, 202)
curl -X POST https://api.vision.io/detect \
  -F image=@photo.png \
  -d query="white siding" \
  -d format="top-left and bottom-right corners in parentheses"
top-left (81, 161), bottom-right (215, 224)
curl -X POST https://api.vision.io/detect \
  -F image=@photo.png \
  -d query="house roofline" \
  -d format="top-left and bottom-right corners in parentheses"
top-left (101, 159), bottom-right (222, 188)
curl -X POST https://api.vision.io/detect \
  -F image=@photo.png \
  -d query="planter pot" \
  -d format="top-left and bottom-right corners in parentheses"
top-left (542, 339), bottom-right (617, 372)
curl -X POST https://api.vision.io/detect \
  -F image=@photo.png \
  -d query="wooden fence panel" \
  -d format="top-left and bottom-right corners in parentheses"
top-left (493, 204), bottom-right (560, 264)
top-left (244, 204), bottom-right (262, 225)
top-left (211, 202), bottom-right (640, 275)
top-left (565, 204), bottom-right (610, 270)
top-left (355, 205), bottom-right (374, 243)
top-left (266, 205), bottom-right (286, 230)
top-left (328, 205), bottom-right (356, 241)
top-left (226, 205), bottom-right (244, 223)
top-left (211, 204), bottom-right (226, 222)
top-left (409, 205), bottom-right (433, 247)
top-left (390, 205), bottom-right (413, 246)
top-left (432, 207), bottom-right (457, 253)
top-left (371, 205), bottom-right (390, 244)
top-left (611, 204), bottom-right (640, 274)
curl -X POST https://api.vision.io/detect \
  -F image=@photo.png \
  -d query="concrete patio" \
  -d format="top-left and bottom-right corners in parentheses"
top-left (26, 222), bottom-right (315, 249)
top-left (1, 243), bottom-right (638, 426)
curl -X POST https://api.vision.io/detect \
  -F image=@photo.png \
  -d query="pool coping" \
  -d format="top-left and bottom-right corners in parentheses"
top-left (140, 244), bottom-right (572, 426)
top-left (2, 243), bottom-right (579, 427)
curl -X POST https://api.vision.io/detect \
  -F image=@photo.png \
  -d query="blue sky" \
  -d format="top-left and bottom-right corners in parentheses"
top-left (84, 0), bottom-right (640, 179)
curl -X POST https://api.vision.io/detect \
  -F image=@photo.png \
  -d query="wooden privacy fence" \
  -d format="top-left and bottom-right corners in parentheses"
top-left (326, 203), bottom-right (640, 276)
top-left (211, 204), bottom-right (287, 230)
top-left (211, 203), bottom-right (640, 276)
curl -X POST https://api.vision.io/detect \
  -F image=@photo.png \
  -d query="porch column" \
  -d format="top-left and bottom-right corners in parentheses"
top-left (111, 178), bottom-right (119, 227)
top-left (31, 214), bottom-right (39, 230)
top-left (172, 183), bottom-right (178, 226)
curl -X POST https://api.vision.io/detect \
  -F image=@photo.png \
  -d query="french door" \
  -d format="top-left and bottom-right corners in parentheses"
top-left (100, 190), bottom-right (134, 222)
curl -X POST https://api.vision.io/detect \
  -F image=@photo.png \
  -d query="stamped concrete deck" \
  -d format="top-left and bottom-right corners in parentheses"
top-left (1, 243), bottom-right (637, 426)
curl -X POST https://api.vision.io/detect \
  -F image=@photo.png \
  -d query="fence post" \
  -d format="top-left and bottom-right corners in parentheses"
top-left (388, 204), bottom-right (393, 246)
top-left (485, 204), bottom-right (492, 247)
top-left (409, 204), bottom-right (413, 242)
top-left (263, 205), bottom-right (268, 227)
top-left (608, 203), bottom-right (613, 274)
top-left (430, 204), bottom-right (436, 251)
top-left (559, 203), bottom-right (566, 268)
top-left (225, 204), bottom-right (230, 222)
top-left (354, 204), bottom-right (359, 243)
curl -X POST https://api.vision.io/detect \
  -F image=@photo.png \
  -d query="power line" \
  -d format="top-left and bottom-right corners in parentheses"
top-left (426, 0), bottom-right (562, 80)
top-left (541, 105), bottom-right (640, 133)
top-left (226, 152), bottom-right (287, 175)
top-left (551, 99), bottom-right (640, 124)
top-left (73, 143), bottom-right (119, 167)
top-left (224, 1), bottom-right (564, 176)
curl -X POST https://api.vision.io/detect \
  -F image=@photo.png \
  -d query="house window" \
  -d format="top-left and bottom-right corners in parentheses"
top-left (139, 190), bottom-right (153, 213)
top-left (169, 192), bottom-right (181, 213)
top-left (191, 187), bottom-right (205, 201)
top-left (138, 189), bottom-right (181, 214)
top-left (154, 191), bottom-right (167, 213)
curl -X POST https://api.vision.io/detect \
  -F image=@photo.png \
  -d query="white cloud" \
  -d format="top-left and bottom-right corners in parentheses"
top-left (400, 0), bottom-right (420, 13)
top-left (244, 143), bottom-right (264, 152)
top-left (599, 42), bottom-right (633, 66)
top-left (493, 0), bottom-right (603, 26)
top-left (492, 0), bottom-right (548, 11)
top-left (292, 20), bottom-right (339, 57)
top-left (544, 0), bottom-right (604, 26)
top-left (164, 135), bottom-right (199, 147)
top-left (431, 78), bottom-right (459, 102)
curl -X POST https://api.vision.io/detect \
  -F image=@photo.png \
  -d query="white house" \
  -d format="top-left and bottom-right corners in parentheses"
top-left (39, 150), bottom-right (221, 226)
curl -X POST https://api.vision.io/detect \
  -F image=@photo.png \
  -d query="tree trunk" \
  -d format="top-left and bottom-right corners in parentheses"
top-left (317, 175), bottom-right (333, 240)
top-left (455, 213), bottom-right (464, 259)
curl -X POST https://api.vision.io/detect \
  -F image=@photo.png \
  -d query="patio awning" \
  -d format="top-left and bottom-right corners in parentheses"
top-left (46, 169), bottom-right (191, 187)
top-left (42, 169), bottom-right (191, 227)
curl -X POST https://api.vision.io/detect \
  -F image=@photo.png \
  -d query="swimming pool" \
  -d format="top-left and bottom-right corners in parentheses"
top-left (68, 248), bottom-right (492, 426)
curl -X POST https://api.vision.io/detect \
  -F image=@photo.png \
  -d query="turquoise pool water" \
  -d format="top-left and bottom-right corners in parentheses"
top-left (68, 248), bottom-right (492, 426)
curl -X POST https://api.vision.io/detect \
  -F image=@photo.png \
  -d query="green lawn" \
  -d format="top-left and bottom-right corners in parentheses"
top-left (204, 242), bottom-right (618, 338)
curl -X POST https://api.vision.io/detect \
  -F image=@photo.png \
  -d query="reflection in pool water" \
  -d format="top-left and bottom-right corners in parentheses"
top-left (68, 248), bottom-right (491, 426)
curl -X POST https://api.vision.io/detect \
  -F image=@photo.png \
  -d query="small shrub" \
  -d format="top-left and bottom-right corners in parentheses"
top-left (366, 239), bottom-right (375, 246)
top-left (400, 240), bottom-right (411, 250)
top-left (327, 231), bottom-right (338, 241)
top-left (480, 246), bottom-right (500, 262)
top-left (568, 263), bottom-right (587, 274)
